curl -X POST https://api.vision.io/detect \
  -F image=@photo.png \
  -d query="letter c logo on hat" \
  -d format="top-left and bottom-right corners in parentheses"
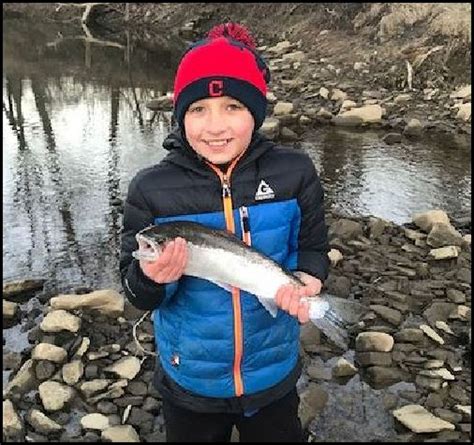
top-left (209, 80), bottom-right (224, 97)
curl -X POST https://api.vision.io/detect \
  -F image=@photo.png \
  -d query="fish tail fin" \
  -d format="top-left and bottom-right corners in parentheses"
top-left (309, 314), bottom-right (350, 350)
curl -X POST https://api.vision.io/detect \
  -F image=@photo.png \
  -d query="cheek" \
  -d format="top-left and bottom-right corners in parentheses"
top-left (183, 119), bottom-right (199, 141)
top-left (232, 115), bottom-right (254, 142)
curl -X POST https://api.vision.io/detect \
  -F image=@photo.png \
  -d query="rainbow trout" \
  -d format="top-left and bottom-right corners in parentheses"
top-left (132, 221), bottom-right (366, 349)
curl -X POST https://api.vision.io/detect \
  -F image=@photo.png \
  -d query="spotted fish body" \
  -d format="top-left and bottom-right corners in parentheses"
top-left (133, 221), bottom-right (366, 349)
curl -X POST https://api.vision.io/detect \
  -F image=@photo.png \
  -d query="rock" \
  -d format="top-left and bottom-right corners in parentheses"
top-left (266, 91), bottom-right (277, 103)
top-left (456, 102), bottom-right (471, 121)
top-left (365, 366), bottom-right (408, 386)
top-left (332, 358), bottom-right (358, 377)
top-left (80, 379), bottom-right (112, 398)
top-left (281, 50), bottom-right (306, 63)
top-left (40, 309), bottom-right (81, 333)
top-left (381, 132), bottom-right (402, 144)
top-left (81, 413), bottom-right (110, 431)
top-left (328, 248), bottom-right (343, 267)
top-left (49, 289), bottom-right (125, 316)
top-left (26, 409), bottom-right (63, 435)
top-left (418, 368), bottom-right (455, 380)
top-left (38, 381), bottom-right (75, 411)
top-left (319, 87), bottom-right (329, 99)
top-left (340, 99), bottom-right (357, 111)
top-left (426, 223), bottom-right (463, 248)
top-left (332, 114), bottom-right (364, 127)
top-left (101, 425), bottom-right (140, 442)
top-left (434, 321), bottom-right (454, 335)
top-left (324, 275), bottom-right (351, 297)
top-left (73, 337), bottom-right (91, 358)
top-left (393, 328), bottom-right (424, 343)
top-left (280, 126), bottom-right (299, 141)
top-left (330, 88), bottom-right (347, 102)
top-left (3, 279), bottom-right (45, 300)
top-left (3, 399), bottom-right (23, 439)
top-left (419, 324), bottom-right (444, 345)
top-left (429, 246), bottom-right (460, 260)
top-left (298, 383), bottom-right (328, 430)
top-left (35, 361), bottom-right (56, 381)
top-left (394, 94), bottom-right (412, 104)
top-left (4, 359), bottom-right (37, 397)
top-left (3, 300), bottom-right (18, 319)
top-left (392, 404), bottom-right (455, 433)
top-left (267, 40), bottom-right (292, 54)
top-left (337, 104), bottom-right (383, 123)
top-left (449, 85), bottom-right (471, 99)
top-left (329, 219), bottom-right (363, 240)
top-left (403, 118), bottom-right (423, 137)
top-left (355, 351), bottom-right (392, 367)
top-left (299, 323), bottom-right (321, 352)
top-left (104, 356), bottom-right (141, 380)
top-left (355, 332), bottom-right (394, 352)
top-left (260, 117), bottom-right (280, 140)
top-left (62, 360), bottom-right (85, 385)
top-left (369, 305), bottom-right (402, 326)
top-left (453, 405), bottom-right (471, 421)
top-left (448, 305), bottom-right (470, 321)
top-left (273, 101), bottom-right (294, 115)
top-left (32, 343), bottom-right (68, 363)
top-left (316, 107), bottom-right (333, 119)
top-left (368, 217), bottom-right (388, 238)
top-left (412, 209), bottom-right (450, 232)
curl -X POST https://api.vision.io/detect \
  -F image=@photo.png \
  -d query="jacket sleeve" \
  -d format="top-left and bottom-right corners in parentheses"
top-left (296, 156), bottom-right (330, 282)
top-left (120, 173), bottom-right (178, 311)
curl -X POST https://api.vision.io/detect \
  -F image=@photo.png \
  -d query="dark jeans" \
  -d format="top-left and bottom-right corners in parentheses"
top-left (162, 388), bottom-right (305, 442)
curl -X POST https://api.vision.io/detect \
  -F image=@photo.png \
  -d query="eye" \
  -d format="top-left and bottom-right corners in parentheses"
top-left (227, 103), bottom-right (243, 111)
top-left (188, 105), bottom-right (204, 113)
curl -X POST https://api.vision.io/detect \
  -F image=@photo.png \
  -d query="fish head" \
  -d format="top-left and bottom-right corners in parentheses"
top-left (132, 225), bottom-right (172, 262)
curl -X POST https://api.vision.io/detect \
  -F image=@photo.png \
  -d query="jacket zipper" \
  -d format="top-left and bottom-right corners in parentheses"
top-left (239, 206), bottom-right (252, 246)
top-left (205, 155), bottom-right (245, 397)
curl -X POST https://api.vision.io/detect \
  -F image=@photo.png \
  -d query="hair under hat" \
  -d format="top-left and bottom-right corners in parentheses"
top-left (173, 23), bottom-right (270, 130)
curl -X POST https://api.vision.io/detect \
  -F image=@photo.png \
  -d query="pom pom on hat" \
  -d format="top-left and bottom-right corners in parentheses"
top-left (207, 23), bottom-right (257, 49)
top-left (173, 22), bottom-right (269, 130)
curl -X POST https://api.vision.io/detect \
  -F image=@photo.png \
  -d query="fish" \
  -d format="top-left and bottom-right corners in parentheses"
top-left (132, 221), bottom-right (367, 349)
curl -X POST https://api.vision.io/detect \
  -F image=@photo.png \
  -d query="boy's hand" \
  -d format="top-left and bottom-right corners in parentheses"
top-left (274, 271), bottom-right (322, 323)
top-left (139, 237), bottom-right (188, 284)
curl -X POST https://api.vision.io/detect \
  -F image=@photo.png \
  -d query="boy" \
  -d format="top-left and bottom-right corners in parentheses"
top-left (120, 23), bottom-right (329, 442)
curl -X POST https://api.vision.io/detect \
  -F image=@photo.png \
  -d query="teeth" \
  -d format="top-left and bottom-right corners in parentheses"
top-left (207, 139), bottom-right (229, 146)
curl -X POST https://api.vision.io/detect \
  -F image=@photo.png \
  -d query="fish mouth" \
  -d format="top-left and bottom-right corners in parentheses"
top-left (132, 234), bottom-right (161, 261)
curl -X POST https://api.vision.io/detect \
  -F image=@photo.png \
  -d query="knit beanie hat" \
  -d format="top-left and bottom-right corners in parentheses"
top-left (173, 23), bottom-right (270, 130)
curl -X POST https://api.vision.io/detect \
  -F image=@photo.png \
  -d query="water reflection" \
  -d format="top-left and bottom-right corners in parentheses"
top-left (304, 128), bottom-right (471, 224)
top-left (2, 19), bottom-right (471, 293)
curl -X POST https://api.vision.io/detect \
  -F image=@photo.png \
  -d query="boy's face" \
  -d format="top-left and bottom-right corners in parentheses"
top-left (183, 96), bottom-right (255, 165)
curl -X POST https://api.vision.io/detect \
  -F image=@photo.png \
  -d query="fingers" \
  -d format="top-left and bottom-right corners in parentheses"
top-left (275, 284), bottom-right (311, 323)
top-left (140, 238), bottom-right (187, 283)
top-left (164, 238), bottom-right (188, 280)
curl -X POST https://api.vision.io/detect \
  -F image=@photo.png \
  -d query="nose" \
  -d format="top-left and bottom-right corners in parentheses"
top-left (205, 109), bottom-right (227, 135)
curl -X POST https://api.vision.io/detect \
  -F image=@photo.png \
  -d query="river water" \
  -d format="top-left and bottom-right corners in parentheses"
top-left (3, 19), bottom-right (471, 294)
top-left (2, 18), bottom-right (471, 442)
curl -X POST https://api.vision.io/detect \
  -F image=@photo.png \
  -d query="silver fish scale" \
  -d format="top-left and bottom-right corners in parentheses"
top-left (134, 221), bottom-right (367, 350)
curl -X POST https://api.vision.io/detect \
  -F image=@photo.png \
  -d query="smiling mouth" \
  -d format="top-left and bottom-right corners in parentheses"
top-left (204, 138), bottom-right (233, 147)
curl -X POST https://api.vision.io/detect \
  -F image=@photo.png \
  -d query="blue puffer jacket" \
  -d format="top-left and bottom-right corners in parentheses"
top-left (120, 130), bottom-right (329, 410)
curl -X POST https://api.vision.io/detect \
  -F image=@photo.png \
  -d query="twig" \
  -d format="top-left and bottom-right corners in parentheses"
top-left (132, 310), bottom-right (157, 356)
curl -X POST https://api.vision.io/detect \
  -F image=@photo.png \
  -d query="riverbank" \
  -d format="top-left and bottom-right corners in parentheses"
top-left (3, 210), bottom-right (471, 442)
top-left (3, 3), bottom-right (471, 138)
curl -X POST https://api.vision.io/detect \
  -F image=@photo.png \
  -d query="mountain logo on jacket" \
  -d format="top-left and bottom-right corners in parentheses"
top-left (255, 180), bottom-right (275, 201)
